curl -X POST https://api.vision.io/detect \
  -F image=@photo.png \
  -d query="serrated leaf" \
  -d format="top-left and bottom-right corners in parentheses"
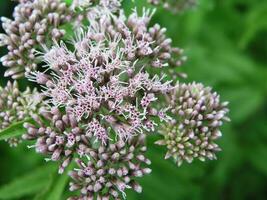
top-left (0, 119), bottom-right (34, 141)
top-left (0, 164), bottom-right (57, 200)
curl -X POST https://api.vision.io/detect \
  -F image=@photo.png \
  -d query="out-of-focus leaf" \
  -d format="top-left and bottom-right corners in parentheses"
top-left (46, 173), bottom-right (69, 200)
top-left (239, 2), bottom-right (267, 48)
top-left (246, 119), bottom-right (267, 176)
top-left (0, 119), bottom-right (34, 141)
top-left (33, 174), bottom-right (54, 200)
top-left (35, 162), bottom-right (75, 200)
top-left (207, 126), bottom-right (241, 190)
top-left (223, 86), bottom-right (264, 123)
top-left (127, 135), bottom-right (206, 200)
top-left (0, 164), bottom-right (56, 200)
top-left (249, 144), bottom-right (267, 176)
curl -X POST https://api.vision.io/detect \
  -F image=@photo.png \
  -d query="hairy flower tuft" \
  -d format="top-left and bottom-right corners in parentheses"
top-left (156, 82), bottom-right (230, 166)
top-left (28, 7), bottom-right (185, 143)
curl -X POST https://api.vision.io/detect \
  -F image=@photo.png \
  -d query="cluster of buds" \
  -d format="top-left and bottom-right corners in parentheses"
top-left (148, 0), bottom-right (197, 13)
top-left (68, 135), bottom-right (151, 200)
top-left (156, 82), bottom-right (230, 166)
top-left (23, 107), bottom-right (86, 173)
top-left (0, 0), bottom-right (81, 79)
top-left (23, 107), bottom-right (152, 197)
top-left (0, 81), bottom-right (43, 147)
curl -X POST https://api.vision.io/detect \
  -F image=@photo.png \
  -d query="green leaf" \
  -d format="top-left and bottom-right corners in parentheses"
top-left (46, 174), bottom-right (69, 200)
top-left (46, 162), bottom-right (75, 200)
top-left (0, 164), bottom-right (57, 199)
top-left (223, 86), bottom-right (264, 123)
top-left (0, 119), bottom-right (34, 141)
top-left (33, 174), bottom-right (54, 200)
top-left (35, 162), bottom-right (75, 200)
top-left (249, 144), bottom-right (267, 176)
top-left (239, 2), bottom-right (267, 48)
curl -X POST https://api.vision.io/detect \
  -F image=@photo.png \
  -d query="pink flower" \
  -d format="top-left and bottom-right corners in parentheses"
top-left (25, 4), bottom-right (187, 180)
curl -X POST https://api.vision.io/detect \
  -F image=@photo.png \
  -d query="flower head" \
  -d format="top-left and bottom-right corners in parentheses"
top-left (156, 82), bottom-right (230, 166)
top-left (68, 135), bottom-right (151, 200)
top-left (23, 107), bottom-right (87, 173)
top-left (0, 0), bottom-right (87, 79)
top-left (28, 7), bottom-right (185, 144)
top-left (0, 81), bottom-right (43, 147)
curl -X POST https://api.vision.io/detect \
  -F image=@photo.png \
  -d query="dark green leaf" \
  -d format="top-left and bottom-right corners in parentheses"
top-left (35, 162), bottom-right (75, 200)
top-left (0, 164), bottom-right (56, 199)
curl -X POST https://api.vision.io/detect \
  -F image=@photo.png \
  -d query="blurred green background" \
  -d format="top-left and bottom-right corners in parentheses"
top-left (1, 0), bottom-right (267, 199)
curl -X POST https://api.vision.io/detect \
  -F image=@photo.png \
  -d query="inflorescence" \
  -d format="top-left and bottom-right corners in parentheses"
top-left (0, 0), bottom-right (95, 79)
top-left (68, 135), bottom-right (151, 200)
top-left (27, 6), bottom-right (186, 144)
top-left (156, 82), bottom-right (230, 166)
top-left (0, 0), bottom-right (74, 78)
top-left (0, 0), bottom-right (229, 199)
top-left (0, 81), bottom-right (43, 147)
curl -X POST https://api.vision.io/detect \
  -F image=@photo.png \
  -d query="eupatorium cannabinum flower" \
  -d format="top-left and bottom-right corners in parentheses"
top-left (0, 0), bottom-right (85, 79)
top-left (148, 0), bottom-right (197, 13)
top-left (68, 135), bottom-right (151, 200)
top-left (22, 6), bottom-right (185, 198)
top-left (0, 0), bottom-right (232, 199)
top-left (0, 81), bottom-right (43, 147)
top-left (27, 7), bottom-right (186, 144)
top-left (23, 107), bottom-right (152, 197)
top-left (83, 5), bottom-right (187, 71)
top-left (156, 82), bottom-right (230, 166)
top-left (23, 107), bottom-right (85, 173)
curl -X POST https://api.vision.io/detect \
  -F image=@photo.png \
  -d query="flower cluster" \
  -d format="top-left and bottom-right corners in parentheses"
top-left (156, 82), bottom-right (230, 166)
top-left (0, 81), bottom-right (43, 147)
top-left (23, 107), bottom-right (152, 197)
top-left (148, 0), bottom-right (197, 13)
top-left (83, 5), bottom-right (186, 70)
top-left (0, 0), bottom-right (82, 79)
top-left (68, 135), bottom-right (151, 200)
top-left (23, 107), bottom-right (84, 173)
top-left (22, 5), bottom-right (188, 198)
top-left (0, 0), bottom-right (231, 199)
top-left (28, 7), bottom-right (185, 144)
